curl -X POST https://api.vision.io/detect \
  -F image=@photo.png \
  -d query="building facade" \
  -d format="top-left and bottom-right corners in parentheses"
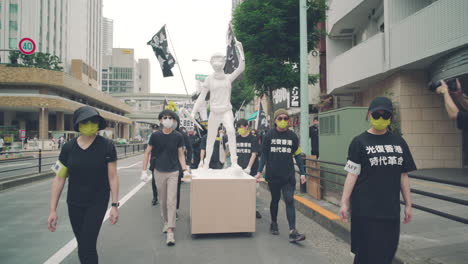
top-left (101, 17), bottom-right (113, 56)
top-left (0, 0), bottom-right (102, 89)
top-left (326, 0), bottom-right (468, 168)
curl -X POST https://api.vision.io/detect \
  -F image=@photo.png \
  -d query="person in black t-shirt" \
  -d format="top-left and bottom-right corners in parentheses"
top-left (189, 129), bottom-right (202, 169)
top-left (256, 109), bottom-right (307, 243)
top-left (340, 97), bottom-right (416, 264)
top-left (142, 110), bottom-right (190, 246)
top-left (236, 119), bottom-right (262, 219)
top-left (148, 124), bottom-right (159, 206)
top-left (173, 114), bottom-right (192, 219)
top-left (436, 79), bottom-right (468, 130)
top-left (200, 125), bottom-right (227, 169)
top-left (309, 117), bottom-right (319, 157)
top-left (48, 106), bottom-right (119, 264)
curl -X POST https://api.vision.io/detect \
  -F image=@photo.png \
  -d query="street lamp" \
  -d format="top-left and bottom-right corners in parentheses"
top-left (38, 103), bottom-right (49, 150)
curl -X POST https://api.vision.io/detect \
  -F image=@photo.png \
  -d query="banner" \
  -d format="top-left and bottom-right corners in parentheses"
top-left (224, 24), bottom-right (239, 74)
top-left (256, 101), bottom-right (268, 131)
top-left (147, 25), bottom-right (176, 77)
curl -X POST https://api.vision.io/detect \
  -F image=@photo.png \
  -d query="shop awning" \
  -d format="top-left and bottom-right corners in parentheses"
top-left (246, 111), bottom-right (258, 121)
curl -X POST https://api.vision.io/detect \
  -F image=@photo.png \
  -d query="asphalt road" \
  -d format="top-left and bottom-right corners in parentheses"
top-left (0, 154), bottom-right (353, 264)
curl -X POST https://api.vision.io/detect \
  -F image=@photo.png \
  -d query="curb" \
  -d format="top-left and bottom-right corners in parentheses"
top-left (0, 171), bottom-right (54, 191)
top-left (259, 183), bottom-right (434, 264)
top-left (0, 152), bottom-right (145, 192)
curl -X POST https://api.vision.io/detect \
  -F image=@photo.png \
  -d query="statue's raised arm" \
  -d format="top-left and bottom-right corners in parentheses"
top-left (229, 41), bottom-right (245, 82)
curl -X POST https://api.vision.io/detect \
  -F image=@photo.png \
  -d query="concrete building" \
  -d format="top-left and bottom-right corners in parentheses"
top-left (137, 58), bottom-right (150, 94)
top-left (0, 67), bottom-right (133, 149)
top-left (0, 0), bottom-right (102, 89)
top-left (102, 48), bottom-right (139, 94)
top-left (67, 0), bottom-right (102, 90)
top-left (326, 0), bottom-right (468, 168)
top-left (102, 17), bottom-right (113, 56)
top-left (0, 0), bottom-right (69, 65)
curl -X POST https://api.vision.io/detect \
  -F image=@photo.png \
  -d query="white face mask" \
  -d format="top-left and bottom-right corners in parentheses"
top-left (162, 119), bottom-right (173, 129)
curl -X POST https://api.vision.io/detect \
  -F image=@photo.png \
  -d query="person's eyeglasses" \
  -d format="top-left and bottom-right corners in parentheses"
top-left (371, 111), bottom-right (392, 120)
top-left (162, 116), bottom-right (173, 120)
top-left (277, 117), bottom-right (289, 121)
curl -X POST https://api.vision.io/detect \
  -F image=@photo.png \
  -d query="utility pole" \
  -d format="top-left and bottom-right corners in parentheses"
top-left (299, 0), bottom-right (310, 155)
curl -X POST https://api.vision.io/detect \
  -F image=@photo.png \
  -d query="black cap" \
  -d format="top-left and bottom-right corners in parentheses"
top-left (368, 97), bottom-right (393, 114)
top-left (73, 106), bottom-right (107, 132)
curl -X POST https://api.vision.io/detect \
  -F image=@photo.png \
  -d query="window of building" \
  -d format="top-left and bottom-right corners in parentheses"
top-left (102, 73), bottom-right (108, 79)
top-left (9, 4), bottom-right (18, 15)
top-left (102, 87), bottom-right (107, 92)
top-left (102, 69), bottom-right (108, 72)
top-left (9, 21), bottom-right (18, 31)
top-left (120, 87), bottom-right (127, 92)
top-left (9, 38), bottom-right (17, 49)
top-left (102, 80), bottom-right (108, 85)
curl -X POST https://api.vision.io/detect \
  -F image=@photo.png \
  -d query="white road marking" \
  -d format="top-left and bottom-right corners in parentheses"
top-left (0, 162), bottom-right (32, 169)
top-left (43, 161), bottom-right (146, 264)
top-left (117, 161), bottom-right (142, 170)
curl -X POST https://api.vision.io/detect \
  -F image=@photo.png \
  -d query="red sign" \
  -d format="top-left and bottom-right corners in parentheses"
top-left (18, 38), bottom-right (36, 55)
top-left (19, 129), bottom-right (26, 139)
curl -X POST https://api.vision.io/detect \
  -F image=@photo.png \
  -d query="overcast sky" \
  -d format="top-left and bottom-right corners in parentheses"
top-left (103, 0), bottom-right (233, 95)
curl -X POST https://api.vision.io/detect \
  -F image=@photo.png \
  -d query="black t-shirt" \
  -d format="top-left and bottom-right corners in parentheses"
top-left (149, 130), bottom-right (184, 172)
top-left (262, 129), bottom-right (300, 182)
top-left (236, 134), bottom-right (260, 176)
top-left (200, 134), bottom-right (227, 165)
top-left (345, 131), bottom-right (417, 219)
top-left (59, 136), bottom-right (117, 207)
top-left (457, 111), bottom-right (468, 130)
top-left (309, 125), bottom-right (319, 154)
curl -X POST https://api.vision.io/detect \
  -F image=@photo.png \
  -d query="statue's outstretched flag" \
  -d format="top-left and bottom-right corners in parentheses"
top-left (148, 25), bottom-right (175, 77)
top-left (224, 24), bottom-right (240, 74)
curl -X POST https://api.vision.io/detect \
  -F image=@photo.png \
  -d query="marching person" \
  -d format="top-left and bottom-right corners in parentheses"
top-left (236, 119), bottom-right (262, 219)
top-left (148, 124), bottom-right (159, 206)
top-left (142, 110), bottom-right (190, 246)
top-left (340, 97), bottom-right (416, 264)
top-left (173, 114), bottom-right (192, 219)
top-left (200, 124), bottom-right (227, 169)
top-left (47, 106), bottom-right (119, 264)
top-left (256, 109), bottom-right (307, 243)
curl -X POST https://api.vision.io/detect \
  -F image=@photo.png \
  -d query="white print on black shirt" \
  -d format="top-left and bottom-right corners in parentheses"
top-left (366, 144), bottom-right (404, 167)
top-left (270, 138), bottom-right (293, 153)
top-left (237, 142), bottom-right (252, 154)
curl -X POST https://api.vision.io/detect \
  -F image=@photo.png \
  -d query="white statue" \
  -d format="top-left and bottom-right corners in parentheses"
top-left (191, 41), bottom-right (245, 170)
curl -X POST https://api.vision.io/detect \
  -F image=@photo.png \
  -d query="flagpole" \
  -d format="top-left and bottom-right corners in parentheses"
top-left (255, 100), bottom-right (261, 130)
top-left (165, 25), bottom-right (190, 96)
top-left (235, 99), bottom-right (246, 121)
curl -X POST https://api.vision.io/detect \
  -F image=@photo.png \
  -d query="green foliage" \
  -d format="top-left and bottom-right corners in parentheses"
top-left (7, 51), bottom-right (63, 71)
top-left (233, 0), bottom-right (327, 96)
top-left (231, 78), bottom-right (255, 111)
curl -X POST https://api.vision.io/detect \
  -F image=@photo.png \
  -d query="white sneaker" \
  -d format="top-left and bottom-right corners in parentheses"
top-left (162, 223), bottom-right (168, 233)
top-left (166, 232), bottom-right (175, 246)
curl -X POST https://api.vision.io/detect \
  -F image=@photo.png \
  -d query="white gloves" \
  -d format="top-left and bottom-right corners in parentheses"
top-left (141, 170), bottom-right (151, 182)
top-left (243, 167), bottom-right (251, 175)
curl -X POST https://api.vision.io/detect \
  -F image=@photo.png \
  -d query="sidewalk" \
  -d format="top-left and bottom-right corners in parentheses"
top-left (278, 176), bottom-right (468, 264)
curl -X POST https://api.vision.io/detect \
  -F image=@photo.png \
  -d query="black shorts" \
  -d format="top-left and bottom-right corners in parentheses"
top-left (351, 216), bottom-right (400, 264)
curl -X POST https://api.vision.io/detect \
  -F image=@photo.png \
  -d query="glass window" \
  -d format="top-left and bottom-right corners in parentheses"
top-left (102, 80), bottom-right (108, 85)
top-left (9, 38), bottom-right (17, 49)
top-left (120, 81), bottom-right (126, 86)
top-left (9, 4), bottom-right (18, 15)
top-left (9, 21), bottom-right (18, 31)
top-left (120, 87), bottom-right (127, 92)
top-left (102, 73), bottom-right (108, 79)
top-left (102, 87), bottom-right (107, 92)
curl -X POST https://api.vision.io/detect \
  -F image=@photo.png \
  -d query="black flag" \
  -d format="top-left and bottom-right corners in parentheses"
top-left (224, 24), bottom-right (239, 74)
top-left (256, 101), bottom-right (268, 131)
top-left (147, 25), bottom-right (176, 77)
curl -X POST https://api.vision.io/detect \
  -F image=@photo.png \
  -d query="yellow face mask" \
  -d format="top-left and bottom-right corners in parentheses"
top-left (276, 120), bottom-right (288, 129)
top-left (370, 117), bottom-right (391, 131)
top-left (79, 121), bottom-right (99, 136)
top-left (237, 127), bottom-right (249, 135)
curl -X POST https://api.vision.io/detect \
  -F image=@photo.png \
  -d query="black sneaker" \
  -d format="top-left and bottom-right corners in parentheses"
top-left (270, 223), bottom-right (279, 235)
top-left (256, 211), bottom-right (262, 219)
top-left (289, 229), bottom-right (306, 243)
top-left (152, 198), bottom-right (158, 206)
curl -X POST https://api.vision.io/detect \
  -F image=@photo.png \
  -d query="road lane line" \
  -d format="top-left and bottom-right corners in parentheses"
top-left (0, 162), bottom-right (32, 169)
top-left (43, 163), bottom-right (146, 264)
top-left (117, 161), bottom-right (142, 170)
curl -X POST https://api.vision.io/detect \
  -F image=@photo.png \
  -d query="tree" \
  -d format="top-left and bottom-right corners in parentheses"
top-left (231, 78), bottom-right (255, 111)
top-left (233, 0), bottom-right (327, 117)
top-left (7, 51), bottom-right (63, 71)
